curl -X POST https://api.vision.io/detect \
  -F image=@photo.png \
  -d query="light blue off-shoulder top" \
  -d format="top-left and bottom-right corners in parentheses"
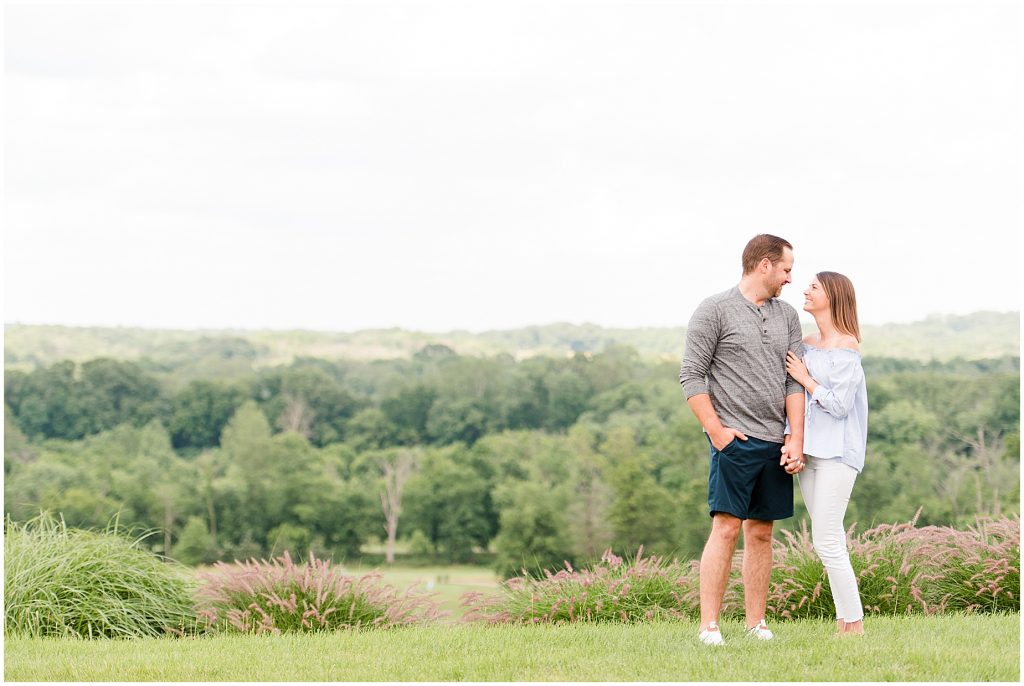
top-left (799, 343), bottom-right (869, 473)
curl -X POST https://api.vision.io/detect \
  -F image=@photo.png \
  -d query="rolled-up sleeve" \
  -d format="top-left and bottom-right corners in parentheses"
top-left (785, 310), bottom-right (804, 396)
top-left (679, 300), bottom-right (718, 399)
top-left (810, 357), bottom-right (864, 419)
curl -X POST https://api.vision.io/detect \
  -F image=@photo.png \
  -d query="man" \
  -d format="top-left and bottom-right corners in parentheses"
top-left (678, 234), bottom-right (806, 646)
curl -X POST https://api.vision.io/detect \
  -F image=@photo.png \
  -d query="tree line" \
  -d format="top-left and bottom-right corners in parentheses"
top-left (4, 345), bottom-right (1019, 577)
top-left (5, 311), bottom-right (1019, 374)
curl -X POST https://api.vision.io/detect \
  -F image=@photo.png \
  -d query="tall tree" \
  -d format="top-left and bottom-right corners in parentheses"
top-left (218, 401), bottom-right (275, 545)
top-left (565, 424), bottom-right (614, 561)
top-left (376, 447), bottom-right (420, 564)
top-left (169, 380), bottom-right (247, 449)
top-left (402, 447), bottom-right (490, 563)
top-left (492, 480), bottom-right (572, 579)
top-left (275, 394), bottom-right (316, 439)
top-left (603, 426), bottom-right (679, 555)
top-left (77, 359), bottom-right (165, 435)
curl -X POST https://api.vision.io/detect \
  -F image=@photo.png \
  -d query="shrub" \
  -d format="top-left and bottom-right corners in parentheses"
top-left (407, 529), bottom-right (435, 557)
top-left (768, 512), bottom-right (1020, 619)
top-left (462, 547), bottom-right (698, 624)
top-left (463, 514), bottom-right (1020, 624)
top-left (4, 513), bottom-right (198, 638)
top-left (195, 551), bottom-right (445, 634)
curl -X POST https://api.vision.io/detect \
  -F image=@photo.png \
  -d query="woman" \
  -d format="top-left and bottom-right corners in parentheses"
top-left (785, 271), bottom-right (868, 636)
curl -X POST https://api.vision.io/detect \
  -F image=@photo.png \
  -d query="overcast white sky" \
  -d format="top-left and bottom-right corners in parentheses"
top-left (3, 0), bottom-right (1020, 332)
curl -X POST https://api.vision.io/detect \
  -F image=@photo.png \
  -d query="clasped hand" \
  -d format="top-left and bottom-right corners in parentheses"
top-left (781, 440), bottom-right (805, 474)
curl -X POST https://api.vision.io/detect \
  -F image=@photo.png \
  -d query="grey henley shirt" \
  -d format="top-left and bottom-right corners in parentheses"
top-left (679, 286), bottom-right (804, 443)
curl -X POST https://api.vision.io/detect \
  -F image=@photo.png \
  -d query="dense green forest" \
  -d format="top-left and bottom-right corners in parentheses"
top-left (4, 318), bottom-right (1020, 577)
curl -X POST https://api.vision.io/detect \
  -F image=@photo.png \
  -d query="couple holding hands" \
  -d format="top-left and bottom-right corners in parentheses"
top-left (679, 234), bottom-right (868, 645)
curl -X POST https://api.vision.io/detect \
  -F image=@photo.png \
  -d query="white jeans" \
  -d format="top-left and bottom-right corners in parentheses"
top-left (797, 455), bottom-right (864, 622)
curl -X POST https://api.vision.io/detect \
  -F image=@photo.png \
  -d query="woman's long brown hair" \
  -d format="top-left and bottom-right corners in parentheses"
top-left (816, 271), bottom-right (861, 342)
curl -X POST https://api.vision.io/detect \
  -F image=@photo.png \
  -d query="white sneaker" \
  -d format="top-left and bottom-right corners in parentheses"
top-left (745, 619), bottom-right (773, 640)
top-left (698, 621), bottom-right (726, 646)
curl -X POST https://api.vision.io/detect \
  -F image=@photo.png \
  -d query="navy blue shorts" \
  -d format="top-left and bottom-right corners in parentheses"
top-left (707, 434), bottom-right (793, 521)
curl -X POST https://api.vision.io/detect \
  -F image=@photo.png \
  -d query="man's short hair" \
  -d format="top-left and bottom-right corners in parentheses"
top-left (742, 234), bottom-right (793, 275)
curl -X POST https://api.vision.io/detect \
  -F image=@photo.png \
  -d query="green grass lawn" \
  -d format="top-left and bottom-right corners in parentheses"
top-left (5, 614), bottom-right (1018, 681)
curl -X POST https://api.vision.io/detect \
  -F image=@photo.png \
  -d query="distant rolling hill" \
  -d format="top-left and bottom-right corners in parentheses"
top-left (4, 311), bottom-right (1019, 372)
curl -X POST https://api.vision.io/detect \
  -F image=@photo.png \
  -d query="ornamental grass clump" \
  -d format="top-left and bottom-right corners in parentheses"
top-left (764, 512), bottom-right (1019, 620)
top-left (195, 551), bottom-right (445, 634)
top-left (4, 514), bottom-right (198, 638)
top-left (461, 547), bottom-right (701, 624)
top-left (464, 514), bottom-right (1019, 625)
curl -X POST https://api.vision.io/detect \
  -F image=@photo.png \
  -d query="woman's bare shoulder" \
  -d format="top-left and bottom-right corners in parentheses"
top-left (803, 333), bottom-right (819, 345)
top-left (839, 334), bottom-right (861, 352)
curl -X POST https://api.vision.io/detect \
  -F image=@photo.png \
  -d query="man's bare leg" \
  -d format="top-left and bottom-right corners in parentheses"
top-left (699, 513), bottom-right (742, 631)
top-left (742, 518), bottom-right (774, 628)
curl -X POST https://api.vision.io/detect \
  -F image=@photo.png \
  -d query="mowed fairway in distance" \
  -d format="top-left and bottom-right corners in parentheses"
top-left (5, 614), bottom-right (1019, 681)
top-left (339, 564), bottom-right (501, 620)
top-left (191, 563), bottom-right (501, 621)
